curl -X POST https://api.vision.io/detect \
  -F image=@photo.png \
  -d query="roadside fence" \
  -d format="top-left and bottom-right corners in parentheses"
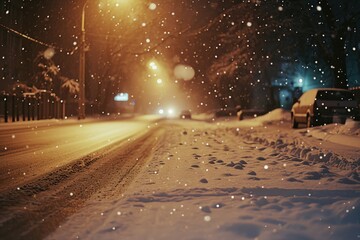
top-left (0, 90), bottom-right (65, 123)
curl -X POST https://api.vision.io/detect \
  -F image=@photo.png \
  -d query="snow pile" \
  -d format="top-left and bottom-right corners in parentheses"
top-left (192, 108), bottom-right (290, 125)
top-left (192, 112), bottom-right (215, 121)
top-left (320, 119), bottom-right (360, 136)
top-left (306, 120), bottom-right (360, 149)
top-left (251, 108), bottom-right (291, 125)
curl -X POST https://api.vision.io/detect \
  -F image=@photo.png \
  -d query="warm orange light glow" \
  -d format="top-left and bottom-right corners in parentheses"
top-left (113, 0), bottom-right (129, 6)
top-left (149, 61), bottom-right (158, 70)
top-left (98, 0), bottom-right (129, 9)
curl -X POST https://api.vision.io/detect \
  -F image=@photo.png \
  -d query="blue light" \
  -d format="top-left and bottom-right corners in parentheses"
top-left (114, 93), bottom-right (129, 102)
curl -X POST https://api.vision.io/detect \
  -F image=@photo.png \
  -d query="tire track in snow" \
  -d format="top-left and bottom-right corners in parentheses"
top-left (0, 125), bottom-right (166, 240)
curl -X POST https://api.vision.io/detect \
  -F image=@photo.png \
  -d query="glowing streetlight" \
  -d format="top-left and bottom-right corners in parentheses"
top-left (149, 61), bottom-right (158, 70)
top-left (156, 78), bottom-right (163, 84)
top-left (79, 0), bottom-right (128, 120)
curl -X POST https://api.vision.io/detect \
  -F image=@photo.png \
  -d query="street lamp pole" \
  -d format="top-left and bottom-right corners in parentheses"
top-left (78, 0), bottom-right (88, 120)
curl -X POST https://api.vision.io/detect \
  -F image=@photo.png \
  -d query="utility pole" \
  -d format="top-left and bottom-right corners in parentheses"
top-left (78, 0), bottom-right (88, 119)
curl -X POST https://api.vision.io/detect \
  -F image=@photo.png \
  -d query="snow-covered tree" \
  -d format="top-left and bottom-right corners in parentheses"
top-left (31, 50), bottom-right (59, 92)
top-left (29, 49), bottom-right (78, 99)
top-left (60, 76), bottom-right (79, 100)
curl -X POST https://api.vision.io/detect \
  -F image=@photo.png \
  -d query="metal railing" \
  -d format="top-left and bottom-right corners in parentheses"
top-left (0, 90), bottom-right (65, 123)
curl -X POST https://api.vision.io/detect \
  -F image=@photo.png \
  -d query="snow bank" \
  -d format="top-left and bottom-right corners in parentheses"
top-left (251, 108), bottom-right (291, 124)
top-left (306, 119), bottom-right (360, 149)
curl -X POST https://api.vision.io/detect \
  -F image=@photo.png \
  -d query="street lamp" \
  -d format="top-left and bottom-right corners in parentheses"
top-left (79, 0), bottom-right (131, 119)
top-left (78, 0), bottom-right (88, 120)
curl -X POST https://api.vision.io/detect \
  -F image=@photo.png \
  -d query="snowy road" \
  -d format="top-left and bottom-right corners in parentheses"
top-left (0, 115), bottom-right (164, 239)
top-left (0, 115), bottom-right (161, 192)
top-left (1, 112), bottom-right (360, 240)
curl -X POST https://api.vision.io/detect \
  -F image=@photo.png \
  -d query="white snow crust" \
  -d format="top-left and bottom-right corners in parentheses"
top-left (44, 109), bottom-right (360, 240)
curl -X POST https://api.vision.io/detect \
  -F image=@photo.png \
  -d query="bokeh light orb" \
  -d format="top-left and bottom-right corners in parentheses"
top-left (149, 3), bottom-right (157, 10)
top-left (44, 48), bottom-right (55, 60)
top-left (174, 64), bottom-right (195, 81)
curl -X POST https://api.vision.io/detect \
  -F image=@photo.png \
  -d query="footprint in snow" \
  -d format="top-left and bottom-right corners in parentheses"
top-left (234, 164), bottom-right (244, 170)
top-left (254, 197), bottom-right (269, 207)
top-left (222, 173), bottom-right (236, 177)
top-left (248, 171), bottom-right (257, 176)
top-left (223, 222), bottom-right (261, 239)
top-left (319, 168), bottom-right (331, 174)
top-left (348, 172), bottom-right (360, 181)
top-left (249, 177), bottom-right (260, 181)
top-left (287, 177), bottom-right (303, 183)
top-left (337, 177), bottom-right (359, 185)
top-left (269, 152), bottom-right (279, 157)
top-left (257, 157), bottom-right (266, 161)
top-left (239, 215), bottom-right (254, 220)
top-left (191, 164), bottom-right (200, 168)
top-left (201, 206), bottom-right (211, 213)
top-left (303, 171), bottom-right (322, 180)
top-left (200, 178), bottom-right (208, 183)
top-left (239, 160), bottom-right (247, 165)
top-left (226, 161), bottom-right (236, 167)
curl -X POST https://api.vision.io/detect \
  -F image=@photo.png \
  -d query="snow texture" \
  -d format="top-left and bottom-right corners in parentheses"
top-left (45, 109), bottom-right (360, 240)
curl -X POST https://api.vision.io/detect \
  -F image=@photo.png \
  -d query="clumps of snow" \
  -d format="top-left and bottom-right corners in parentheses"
top-left (242, 130), bottom-right (360, 171)
top-left (253, 108), bottom-right (291, 124)
top-left (320, 119), bottom-right (360, 136)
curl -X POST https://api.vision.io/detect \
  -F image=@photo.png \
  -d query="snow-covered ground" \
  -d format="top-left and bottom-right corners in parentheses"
top-left (47, 109), bottom-right (360, 240)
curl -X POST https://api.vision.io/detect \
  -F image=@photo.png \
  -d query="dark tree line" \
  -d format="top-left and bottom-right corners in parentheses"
top-left (193, 0), bottom-right (360, 109)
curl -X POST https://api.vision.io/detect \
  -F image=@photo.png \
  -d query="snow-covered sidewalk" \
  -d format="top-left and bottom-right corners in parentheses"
top-left (48, 110), bottom-right (360, 240)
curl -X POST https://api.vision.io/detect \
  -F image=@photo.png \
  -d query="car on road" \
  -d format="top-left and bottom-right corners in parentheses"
top-left (180, 110), bottom-right (192, 119)
top-left (291, 88), bottom-right (360, 128)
